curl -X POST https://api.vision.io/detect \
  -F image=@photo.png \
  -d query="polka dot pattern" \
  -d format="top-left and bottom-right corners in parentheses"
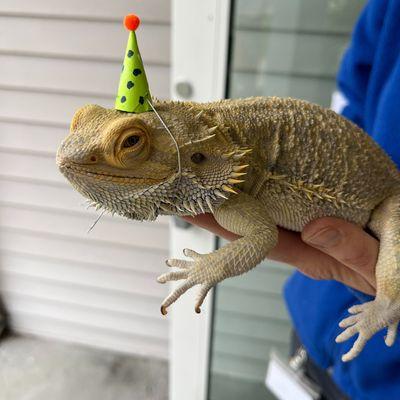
top-left (115, 26), bottom-right (152, 113)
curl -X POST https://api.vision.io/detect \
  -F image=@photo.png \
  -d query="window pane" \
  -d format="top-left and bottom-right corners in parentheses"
top-left (208, 1), bottom-right (366, 399)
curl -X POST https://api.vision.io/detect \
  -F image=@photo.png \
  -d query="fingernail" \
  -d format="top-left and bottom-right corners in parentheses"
top-left (303, 227), bottom-right (341, 248)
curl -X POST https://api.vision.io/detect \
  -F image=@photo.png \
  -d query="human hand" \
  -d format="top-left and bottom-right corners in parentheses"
top-left (181, 214), bottom-right (378, 295)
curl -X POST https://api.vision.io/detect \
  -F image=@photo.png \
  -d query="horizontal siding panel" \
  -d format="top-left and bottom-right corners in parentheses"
top-left (0, 121), bottom-right (68, 153)
top-left (0, 252), bottom-right (166, 298)
top-left (0, 203), bottom-right (169, 252)
top-left (3, 293), bottom-right (166, 339)
top-left (0, 0), bottom-right (172, 359)
top-left (212, 353), bottom-right (270, 382)
top-left (214, 334), bottom-right (288, 362)
top-left (0, 178), bottom-right (84, 212)
top-left (10, 313), bottom-right (167, 359)
top-left (0, 229), bottom-right (167, 276)
top-left (0, 177), bottom-right (170, 226)
top-left (233, 31), bottom-right (347, 77)
top-left (0, 149), bottom-right (70, 183)
top-left (0, 16), bottom-right (170, 64)
top-left (230, 72), bottom-right (334, 107)
top-left (214, 312), bottom-right (291, 345)
top-left (0, 0), bottom-right (170, 23)
top-left (0, 272), bottom-right (164, 319)
top-left (235, 0), bottom-right (365, 34)
top-left (0, 54), bottom-right (170, 98)
top-left (0, 89), bottom-right (112, 125)
top-left (216, 287), bottom-right (289, 321)
top-left (221, 265), bottom-right (290, 296)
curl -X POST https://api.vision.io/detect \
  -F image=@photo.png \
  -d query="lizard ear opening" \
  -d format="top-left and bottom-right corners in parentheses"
top-left (191, 153), bottom-right (206, 164)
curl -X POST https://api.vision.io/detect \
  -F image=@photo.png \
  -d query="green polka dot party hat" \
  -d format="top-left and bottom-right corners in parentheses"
top-left (115, 14), bottom-right (152, 113)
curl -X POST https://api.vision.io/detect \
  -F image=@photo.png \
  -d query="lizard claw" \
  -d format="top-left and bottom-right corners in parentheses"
top-left (194, 284), bottom-right (212, 314)
top-left (159, 280), bottom-right (195, 315)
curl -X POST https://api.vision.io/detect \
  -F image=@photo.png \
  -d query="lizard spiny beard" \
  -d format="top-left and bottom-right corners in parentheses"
top-left (70, 152), bottom-right (250, 222)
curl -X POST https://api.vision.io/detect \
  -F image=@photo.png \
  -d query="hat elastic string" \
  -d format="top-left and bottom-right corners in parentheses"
top-left (147, 99), bottom-right (182, 177)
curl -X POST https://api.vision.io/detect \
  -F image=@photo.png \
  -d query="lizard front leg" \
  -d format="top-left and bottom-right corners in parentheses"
top-left (157, 192), bottom-right (278, 314)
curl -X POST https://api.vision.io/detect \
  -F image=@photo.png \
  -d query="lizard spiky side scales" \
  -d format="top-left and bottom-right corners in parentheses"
top-left (57, 96), bottom-right (400, 362)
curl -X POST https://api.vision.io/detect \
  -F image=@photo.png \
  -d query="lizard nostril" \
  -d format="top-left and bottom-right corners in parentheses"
top-left (90, 155), bottom-right (97, 163)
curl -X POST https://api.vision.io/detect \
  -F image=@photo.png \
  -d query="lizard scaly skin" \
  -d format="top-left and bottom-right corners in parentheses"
top-left (57, 96), bottom-right (400, 362)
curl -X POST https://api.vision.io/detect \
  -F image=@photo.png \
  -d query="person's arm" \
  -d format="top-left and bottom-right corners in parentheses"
top-left (182, 214), bottom-right (378, 295)
top-left (336, 0), bottom-right (389, 127)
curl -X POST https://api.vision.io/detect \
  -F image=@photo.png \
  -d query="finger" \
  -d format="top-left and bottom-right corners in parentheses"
top-left (385, 321), bottom-right (399, 347)
top-left (302, 217), bottom-right (378, 287)
top-left (342, 334), bottom-right (368, 362)
top-left (157, 270), bottom-right (188, 284)
top-left (348, 304), bottom-right (364, 314)
top-left (271, 229), bottom-right (375, 295)
top-left (183, 248), bottom-right (202, 259)
top-left (166, 258), bottom-right (191, 269)
top-left (195, 285), bottom-right (212, 314)
top-left (339, 314), bottom-right (359, 328)
top-left (336, 325), bottom-right (358, 343)
top-left (160, 281), bottom-right (194, 315)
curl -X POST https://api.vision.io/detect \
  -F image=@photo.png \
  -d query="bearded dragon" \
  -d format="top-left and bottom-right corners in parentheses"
top-left (57, 96), bottom-right (400, 362)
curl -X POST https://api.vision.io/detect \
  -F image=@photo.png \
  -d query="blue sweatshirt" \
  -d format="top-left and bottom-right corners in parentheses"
top-left (284, 0), bottom-right (400, 398)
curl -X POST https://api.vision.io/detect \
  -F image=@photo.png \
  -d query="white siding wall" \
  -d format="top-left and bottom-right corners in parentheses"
top-left (0, 0), bottom-right (171, 359)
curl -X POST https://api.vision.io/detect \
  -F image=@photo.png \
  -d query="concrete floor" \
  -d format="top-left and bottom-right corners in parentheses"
top-left (0, 335), bottom-right (168, 400)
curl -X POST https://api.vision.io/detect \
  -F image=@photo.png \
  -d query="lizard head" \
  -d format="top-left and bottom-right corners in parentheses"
top-left (57, 102), bottom-right (250, 221)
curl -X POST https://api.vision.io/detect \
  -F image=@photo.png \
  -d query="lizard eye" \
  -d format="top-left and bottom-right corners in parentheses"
top-left (122, 135), bottom-right (141, 148)
top-left (191, 153), bottom-right (206, 164)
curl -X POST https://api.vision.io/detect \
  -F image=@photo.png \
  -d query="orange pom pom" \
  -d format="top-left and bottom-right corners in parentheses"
top-left (124, 14), bottom-right (140, 31)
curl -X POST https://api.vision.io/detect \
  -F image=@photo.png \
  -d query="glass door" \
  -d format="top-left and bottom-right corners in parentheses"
top-left (208, 1), bottom-right (366, 399)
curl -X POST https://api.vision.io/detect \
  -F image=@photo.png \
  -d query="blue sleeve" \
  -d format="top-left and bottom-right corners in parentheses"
top-left (337, 0), bottom-right (393, 305)
top-left (337, 0), bottom-right (389, 129)
top-left (347, 287), bottom-right (374, 303)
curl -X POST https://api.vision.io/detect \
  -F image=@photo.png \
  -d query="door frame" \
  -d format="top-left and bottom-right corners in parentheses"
top-left (169, 1), bottom-right (232, 399)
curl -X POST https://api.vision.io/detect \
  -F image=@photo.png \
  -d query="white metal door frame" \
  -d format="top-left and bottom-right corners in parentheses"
top-left (169, 1), bottom-right (231, 399)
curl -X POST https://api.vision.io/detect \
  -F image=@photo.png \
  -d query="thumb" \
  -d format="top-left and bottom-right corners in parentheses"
top-left (302, 217), bottom-right (378, 288)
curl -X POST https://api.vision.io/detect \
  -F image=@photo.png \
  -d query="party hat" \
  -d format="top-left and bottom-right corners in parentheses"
top-left (115, 14), bottom-right (152, 113)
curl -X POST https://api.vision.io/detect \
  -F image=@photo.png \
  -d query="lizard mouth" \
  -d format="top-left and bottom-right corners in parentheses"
top-left (59, 163), bottom-right (166, 184)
